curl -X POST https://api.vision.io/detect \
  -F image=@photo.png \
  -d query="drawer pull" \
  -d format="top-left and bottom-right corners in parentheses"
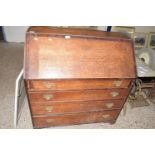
top-left (43, 94), bottom-right (53, 100)
top-left (110, 91), bottom-right (119, 97)
top-left (105, 103), bottom-right (114, 108)
top-left (46, 119), bottom-right (54, 123)
top-left (43, 81), bottom-right (55, 89)
top-left (102, 114), bottom-right (110, 119)
top-left (45, 106), bottom-right (53, 112)
top-left (114, 80), bottom-right (122, 87)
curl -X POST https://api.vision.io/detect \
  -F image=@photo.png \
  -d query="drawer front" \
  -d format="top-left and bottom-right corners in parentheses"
top-left (27, 79), bottom-right (131, 91)
top-left (33, 110), bottom-right (120, 128)
top-left (28, 89), bottom-right (129, 102)
top-left (30, 99), bottom-right (125, 115)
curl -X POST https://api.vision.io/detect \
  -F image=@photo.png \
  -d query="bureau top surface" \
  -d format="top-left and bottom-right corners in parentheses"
top-left (28, 26), bottom-right (131, 39)
top-left (24, 26), bottom-right (136, 79)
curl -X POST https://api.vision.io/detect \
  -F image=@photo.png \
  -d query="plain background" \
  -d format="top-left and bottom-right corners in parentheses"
top-left (0, 0), bottom-right (155, 155)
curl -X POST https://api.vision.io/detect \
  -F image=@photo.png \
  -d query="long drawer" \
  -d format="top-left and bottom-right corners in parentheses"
top-left (28, 89), bottom-right (129, 102)
top-left (33, 110), bottom-right (120, 128)
top-left (27, 79), bottom-right (131, 91)
top-left (30, 99), bottom-right (125, 115)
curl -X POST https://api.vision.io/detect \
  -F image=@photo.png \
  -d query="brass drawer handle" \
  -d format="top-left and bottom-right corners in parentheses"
top-left (46, 119), bottom-right (54, 123)
top-left (114, 80), bottom-right (122, 87)
top-left (110, 91), bottom-right (119, 97)
top-left (102, 114), bottom-right (110, 119)
top-left (43, 81), bottom-right (55, 89)
top-left (45, 106), bottom-right (53, 112)
top-left (105, 103), bottom-right (114, 108)
top-left (43, 94), bottom-right (53, 100)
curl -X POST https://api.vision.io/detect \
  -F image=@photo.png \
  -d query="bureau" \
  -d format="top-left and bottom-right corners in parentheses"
top-left (24, 26), bottom-right (136, 128)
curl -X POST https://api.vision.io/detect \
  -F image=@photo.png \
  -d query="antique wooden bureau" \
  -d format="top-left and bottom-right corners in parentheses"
top-left (24, 26), bottom-right (136, 128)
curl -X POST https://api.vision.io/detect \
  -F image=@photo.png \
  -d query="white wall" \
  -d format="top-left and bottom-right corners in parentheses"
top-left (97, 26), bottom-right (107, 31)
top-left (3, 26), bottom-right (155, 42)
top-left (135, 26), bottom-right (155, 33)
top-left (3, 26), bottom-right (29, 42)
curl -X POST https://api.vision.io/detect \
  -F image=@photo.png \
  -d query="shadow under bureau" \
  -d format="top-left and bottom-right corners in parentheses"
top-left (24, 26), bottom-right (136, 128)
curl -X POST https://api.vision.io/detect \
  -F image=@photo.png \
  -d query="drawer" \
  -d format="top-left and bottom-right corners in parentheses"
top-left (30, 99), bottom-right (125, 115)
top-left (28, 89), bottom-right (129, 102)
top-left (33, 110), bottom-right (120, 128)
top-left (27, 79), bottom-right (131, 91)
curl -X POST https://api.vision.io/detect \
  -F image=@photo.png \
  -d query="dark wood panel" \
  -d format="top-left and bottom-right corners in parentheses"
top-left (28, 79), bottom-right (131, 91)
top-left (28, 89), bottom-right (129, 102)
top-left (33, 110), bottom-right (120, 128)
top-left (30, 99), bottom-right (125, 115)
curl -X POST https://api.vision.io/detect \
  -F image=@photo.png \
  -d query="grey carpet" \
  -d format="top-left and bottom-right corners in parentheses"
top-left (0, 42), bottom-right (155, 129)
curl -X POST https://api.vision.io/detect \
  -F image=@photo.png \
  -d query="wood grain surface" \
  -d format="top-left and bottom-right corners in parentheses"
top-left (28, 89), bottom-right (129, 102)
top-left (24, 27), bottom-right (136, 79)
top-left (27, 79), bottom-right (131, 91)
top-left (33, 110), bottom-right (120, 128)
top-left (30, 99), bottom-right (125, 115)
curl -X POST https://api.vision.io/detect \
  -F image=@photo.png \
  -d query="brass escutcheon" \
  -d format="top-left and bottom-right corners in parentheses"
top-left (43, 81), bottom-right (55, 89)
top-left (102, 114), bottom-right (110, 119)
top-left (43, 94), bottom-right (53, 100)
top-left (105, 103), bottom-right (114, 108)
top-left (46, 119), bottom-right (54, 123)
top-left (114, 80), bottom-right (122, 87)
top-left (110, 91), bottom-right (119, 97)
top-left (45, 106), bottom-right (53, 112)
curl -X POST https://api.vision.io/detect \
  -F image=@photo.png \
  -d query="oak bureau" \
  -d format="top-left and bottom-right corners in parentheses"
top-left (24, 26), bottom-right (136, 128)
